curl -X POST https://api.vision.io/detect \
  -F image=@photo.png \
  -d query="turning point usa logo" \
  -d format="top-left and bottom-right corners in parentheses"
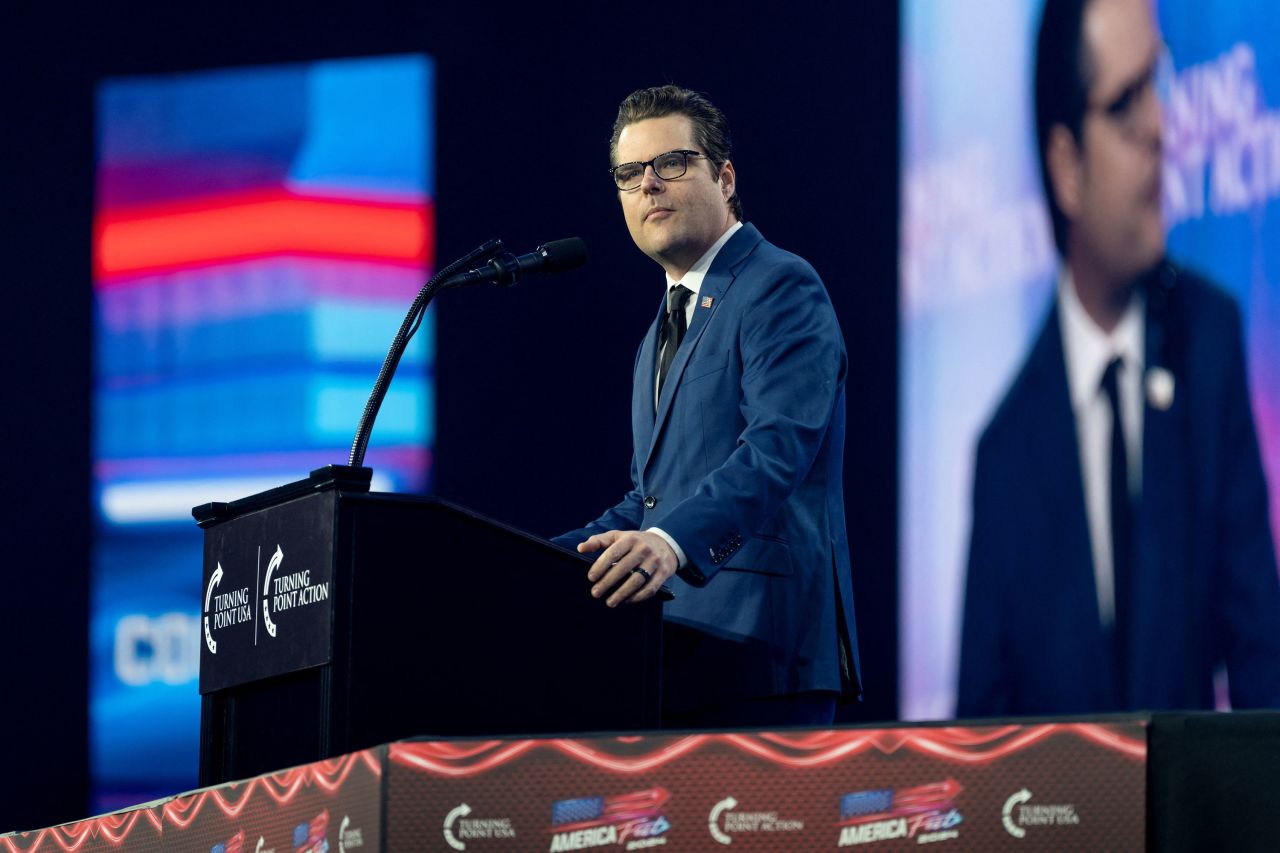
top-left (837, 780), bottom-right (963, 846)
top-left (203, 544), bottom-right (331, 655)
top-left (548, 787), bottom-right (671, 851)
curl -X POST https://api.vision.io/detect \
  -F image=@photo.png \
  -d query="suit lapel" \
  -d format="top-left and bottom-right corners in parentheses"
top-left (1134, 284), bottom-right (1192, 702)
top-left (1027, 305), bottom-right (1118, 704)
top-left (642, 224), bottom-right (762, 476)
top-left (649, 273), bottom-right (723, 427)
top-left (632, 298), bottom-right (665, 461)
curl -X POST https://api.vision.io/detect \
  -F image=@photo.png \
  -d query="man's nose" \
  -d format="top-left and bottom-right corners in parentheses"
top-left (640, 165), bottom-right (665, 192)
top-left (1137, 83), bottom-right (1163, 154)
top-left (1146, 95), bottom-right (1164, 155)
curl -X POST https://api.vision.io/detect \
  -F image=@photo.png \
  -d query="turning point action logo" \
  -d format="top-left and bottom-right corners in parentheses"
top-left (707, 796), bottom-right (804, 845)
top-left (262, 545), bottom-right (282, 638)
top-left (337, 815), bottom-right (365, 853)
top-left (203, 545), bottom-right (331, 654)
top-left (263, 544), bottom-right (330, 638)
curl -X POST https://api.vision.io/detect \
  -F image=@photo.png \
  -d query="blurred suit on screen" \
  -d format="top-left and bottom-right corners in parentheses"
top-left (958, 0), bottom-right (1280, 716)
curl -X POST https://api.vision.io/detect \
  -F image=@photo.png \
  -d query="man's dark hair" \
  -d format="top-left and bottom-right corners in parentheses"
top-left (610, 85), bottom-right (743, 221)
top-left (1035, 0), bottom-right (1095, 256)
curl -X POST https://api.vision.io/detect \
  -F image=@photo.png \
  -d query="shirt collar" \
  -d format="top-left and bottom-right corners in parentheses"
top-left (1058, 267), bottom-right (1145, 410)
top-left (664, 220), bottom-right (743, 295)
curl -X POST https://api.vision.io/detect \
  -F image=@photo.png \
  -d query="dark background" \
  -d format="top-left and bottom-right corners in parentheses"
top-left (2, 0), bottom-right (898, 829)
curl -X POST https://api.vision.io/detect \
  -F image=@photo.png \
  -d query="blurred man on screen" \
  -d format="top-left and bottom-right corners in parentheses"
top-left (958, 0), bottom-right (1280, 715)
top-left (553, 86), bottom-right (860, 728)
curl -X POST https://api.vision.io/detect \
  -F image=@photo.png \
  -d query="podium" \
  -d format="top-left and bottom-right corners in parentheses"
top-left (194, 466), bottom-right (664, 786)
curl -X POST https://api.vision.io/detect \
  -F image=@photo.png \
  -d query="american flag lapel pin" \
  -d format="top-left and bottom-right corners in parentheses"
top-left (1146, 366), bottom-right (1175, 410)
top-left (700, 295), bottom-right (714, 309)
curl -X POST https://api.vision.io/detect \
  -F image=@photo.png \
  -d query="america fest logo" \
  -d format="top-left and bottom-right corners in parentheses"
top-left (212, 830), bottom-right (277, 853)
top-left (293, 808), bottom-right (330, 853)
top-left (836, 780), bottom-right (964, 847)
top-left (211, 829), bottom-right (245, 853)
top-left (547, 787), bottom-right (671, 851)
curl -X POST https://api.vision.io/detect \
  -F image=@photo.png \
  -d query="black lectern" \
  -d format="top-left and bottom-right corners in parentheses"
top-left (194, 466), bottom-right (663, 786)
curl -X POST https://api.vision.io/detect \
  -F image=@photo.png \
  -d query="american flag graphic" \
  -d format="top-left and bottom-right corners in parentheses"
top-left (550, 787), bottom-right (670, 830)
top-left (212, 829), bottom-right (245, 853)
top-left (838, 780), bottom-right (962, 825)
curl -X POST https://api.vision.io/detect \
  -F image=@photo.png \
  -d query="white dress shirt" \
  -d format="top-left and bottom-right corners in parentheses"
top-left (654, 221), bottom-right (744, 403)
top-left (1058, 270), bottom-right (1144, 628)
top-left (649, 221), bottom-right (744, 568)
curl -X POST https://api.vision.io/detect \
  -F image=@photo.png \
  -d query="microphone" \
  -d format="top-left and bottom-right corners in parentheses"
top-left (441, 237), bottom-right (587, 288)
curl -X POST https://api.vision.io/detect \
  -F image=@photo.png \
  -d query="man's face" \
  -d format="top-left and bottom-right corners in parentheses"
top-left (614, 114), bottom-right (736, 279)
top-left (1072, 0), bottom-right (1166, 282)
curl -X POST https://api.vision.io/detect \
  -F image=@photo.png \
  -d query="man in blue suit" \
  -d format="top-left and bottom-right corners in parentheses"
top-left (958, 0), bottom-right (1280, 716)
top-left (554, 86), bottom-right (860, 727)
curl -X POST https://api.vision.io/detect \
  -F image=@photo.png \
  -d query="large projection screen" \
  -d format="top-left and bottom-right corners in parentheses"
top-left (91, 53), bottom-right (433, 808)
top-left (900, 0), bottom-right (1280, 720)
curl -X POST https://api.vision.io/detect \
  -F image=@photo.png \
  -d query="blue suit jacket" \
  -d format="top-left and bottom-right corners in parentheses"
top-left (556, 224), bottom-right (861, 713)
top-left (958, 264), bottom-right (1280, 716)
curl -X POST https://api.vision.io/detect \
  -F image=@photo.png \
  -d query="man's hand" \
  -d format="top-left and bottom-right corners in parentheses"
top-left (578, 530), bottom-right (677, 607)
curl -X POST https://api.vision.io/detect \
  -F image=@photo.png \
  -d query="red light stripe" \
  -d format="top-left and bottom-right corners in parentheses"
top-left (388, 724), bottom-right (1147, 777)
top-left (94, 188), bottom-right (432, 279)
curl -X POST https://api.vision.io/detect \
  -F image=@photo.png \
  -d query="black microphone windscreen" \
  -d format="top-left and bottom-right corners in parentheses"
top-left (539, 237), bottom-right (588, 273)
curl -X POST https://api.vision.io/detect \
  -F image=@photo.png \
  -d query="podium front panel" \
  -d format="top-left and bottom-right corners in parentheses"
top-left (199, 487), bottom-right (662, 786)
top-left (200, 490), bottom-right (336, 694)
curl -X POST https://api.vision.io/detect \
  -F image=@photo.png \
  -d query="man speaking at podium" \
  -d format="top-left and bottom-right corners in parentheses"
top-left (554, 86), bottom-right (860, 728)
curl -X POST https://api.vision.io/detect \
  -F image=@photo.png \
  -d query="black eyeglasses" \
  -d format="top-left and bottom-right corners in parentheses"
top-left (1086, 47), bottom-right (1172, 141)
top-left (609, 149), bottom-right (707, 191)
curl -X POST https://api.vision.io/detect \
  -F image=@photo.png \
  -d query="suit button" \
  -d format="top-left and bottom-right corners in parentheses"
top-left (644, 496), bottom-right (657, 510)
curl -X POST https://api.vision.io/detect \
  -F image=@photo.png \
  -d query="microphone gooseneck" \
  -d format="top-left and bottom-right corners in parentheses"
top-left (440, 237), bottom-right (588, 289)
top-left (348, 239), bottom-right (505, 469)
top-left (348, 236), bottom-right (587, 470)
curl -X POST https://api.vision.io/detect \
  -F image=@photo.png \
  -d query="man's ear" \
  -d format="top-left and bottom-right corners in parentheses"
top-left (1046, 123), bottom-right (1083, 222)
top-left (718, 159), bottom-right (736, 203)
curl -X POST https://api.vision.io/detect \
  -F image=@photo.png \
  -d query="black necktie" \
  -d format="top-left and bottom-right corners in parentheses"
top-left (657, 284), bottom-right (693, 400)
top-left (1100, 356), bottom-right (1133, 699)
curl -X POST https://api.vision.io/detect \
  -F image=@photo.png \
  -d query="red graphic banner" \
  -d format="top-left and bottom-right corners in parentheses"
top-left (0, 722), bottom-right (1146, 852)
top-left (385, 723), bottom-right (1146, 851)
